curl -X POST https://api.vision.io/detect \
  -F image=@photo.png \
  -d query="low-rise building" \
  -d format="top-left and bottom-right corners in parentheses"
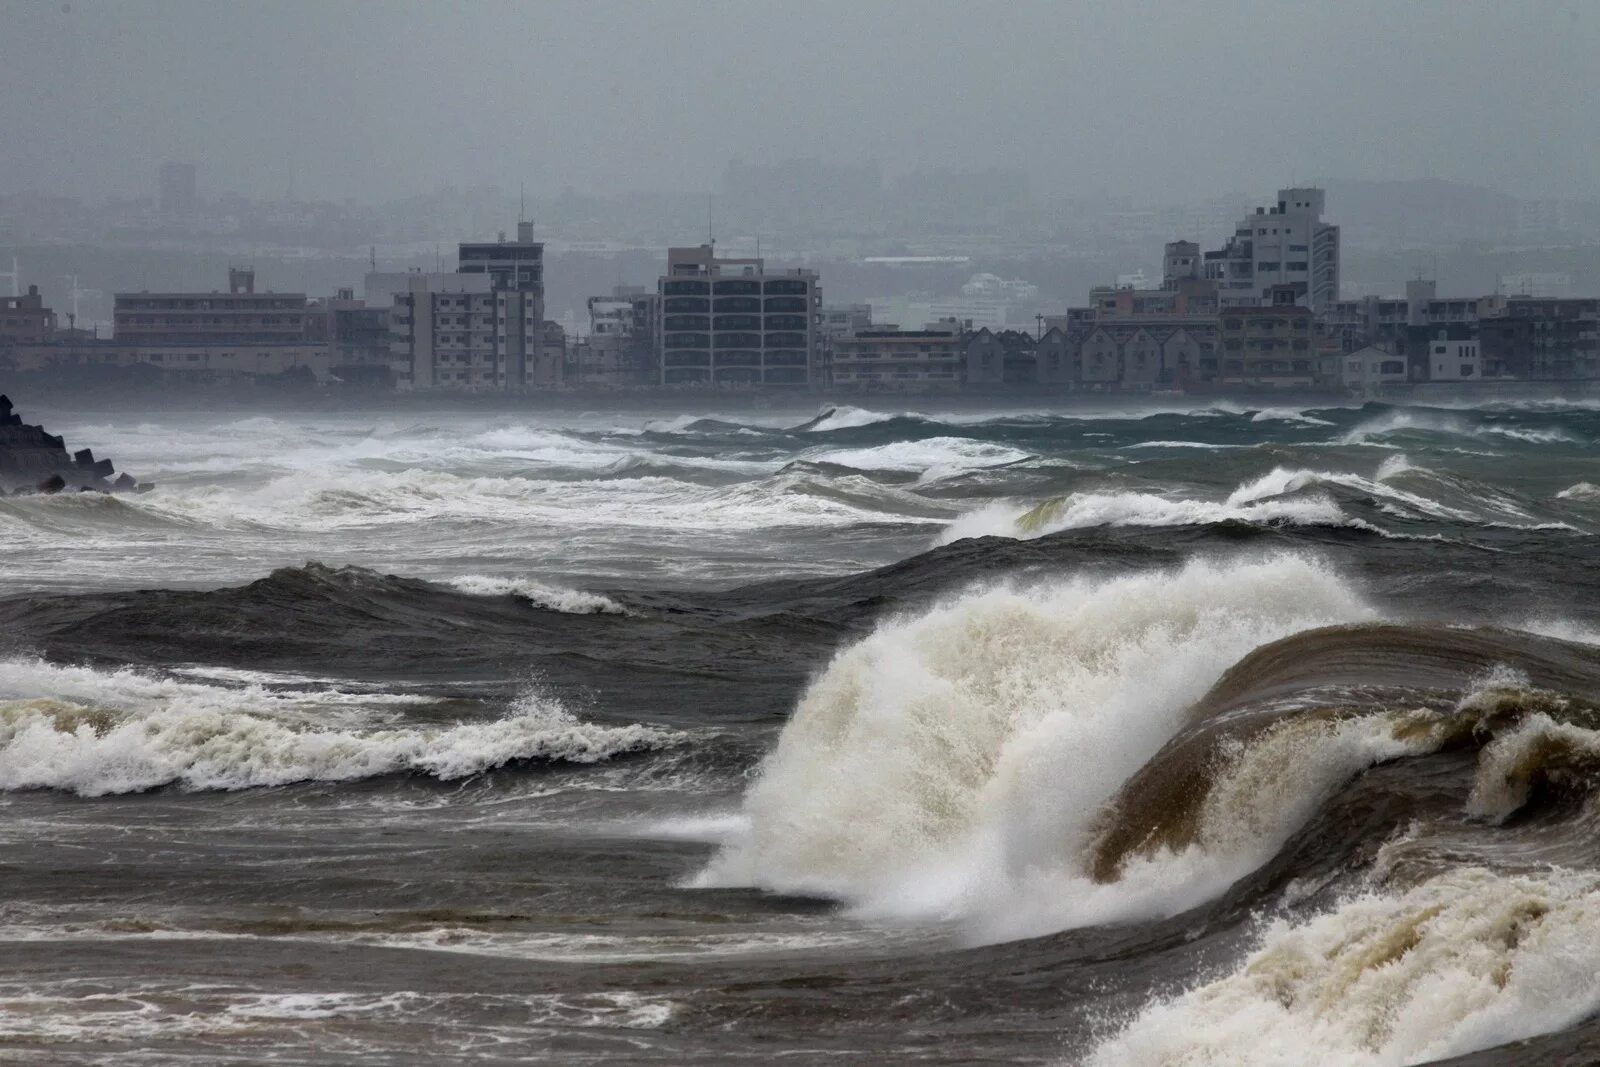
top-left (1416, 325), bottom-right (1481, 382)
top-left (830, 323), bottom-right (963, 390)
top-left (114, 269), bottom-right (309, 346)
top-left (0, 286), bottom-right (57, 344)
top-left (1342, 345), bottom-right (1409, 393)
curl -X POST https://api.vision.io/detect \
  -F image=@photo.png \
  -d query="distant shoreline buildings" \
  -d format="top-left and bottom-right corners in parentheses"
top-left (3, 178), bottom-right (1598, 396)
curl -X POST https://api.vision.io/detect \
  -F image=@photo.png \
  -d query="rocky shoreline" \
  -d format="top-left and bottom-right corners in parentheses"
top-left (0, 394), bottom-right (151, 496)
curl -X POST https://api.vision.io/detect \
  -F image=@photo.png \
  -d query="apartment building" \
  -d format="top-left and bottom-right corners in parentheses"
top-left (657, 244), bottom-right (820, 387)
top-left (0, 286), bottom-right (57, 344)
top-left (1218, 298), bottom-right (1323, 387)
top-left (830, 323), bottom-right (963, 389)
top-left (572, 286), bottom-right (658, 387)
top-left (1204, 188), bottom-right (1340, 311)
top-left (114, 269), bottom-right (308, 345)
top-left (388, 222), bottom-right (560, 391)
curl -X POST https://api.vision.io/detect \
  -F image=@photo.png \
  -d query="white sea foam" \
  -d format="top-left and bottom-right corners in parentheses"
top-left (1557, 482), bottom-right (1600, 503)
top-left (801, 405), bottom-right (902, 432)
top-left (1342, 408), bottom-right (1579, 447)
top-left (696, 555), bottom-right (1375, 939)
top-left (936, 489), bottom-right (1354, 545)
top-left (446, 575), bottom-right (628, 615)
top-left (1226, 464), bottom-right (1472, 521)
top-left (1250, 407), bottom-right (1335, 426)
top-left (810, 437), bottom-right (1032, 476)
top-left (1087, 866), bottom-right (1600, 1067)
top-left (0, 982), bottom-right (675, 1042)
top-left (0, 659), bottom-right (674, 795)
top-left (125, 466), bottom-right (913, 535)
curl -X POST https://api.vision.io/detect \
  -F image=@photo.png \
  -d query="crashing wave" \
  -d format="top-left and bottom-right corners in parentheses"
top-left (1088, 866), bottom-right (1600, 1066)
top-left (696, 555), bottom-right (1375, 936)
top-left (0, 658), bottom-right (675, 795)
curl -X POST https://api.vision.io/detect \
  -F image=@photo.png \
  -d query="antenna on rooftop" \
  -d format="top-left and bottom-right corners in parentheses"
top-left (520, 182), bottom-right (526, 224)
top-left (708, 194), bottom-right (714, 247)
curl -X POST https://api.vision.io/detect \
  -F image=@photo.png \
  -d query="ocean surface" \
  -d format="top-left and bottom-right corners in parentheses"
top-left (2, 397), bottom-right (1599, 1065)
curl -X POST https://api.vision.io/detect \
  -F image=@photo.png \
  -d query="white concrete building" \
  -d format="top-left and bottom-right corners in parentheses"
top-left (1205, 187), bottom-right (1340, 312)
top-left (1425, 331), bottom-right (1481, 382)
top-left (1342, 345), bottom-right (1408, 392)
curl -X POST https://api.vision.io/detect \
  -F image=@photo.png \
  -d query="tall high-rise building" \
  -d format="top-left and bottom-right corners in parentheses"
top-left (1204, 188), bottom-right (1339, 311)
top-left (657, 244), bottom-right (820, 387)
top-left (158, 162), bottom-right (197, 216)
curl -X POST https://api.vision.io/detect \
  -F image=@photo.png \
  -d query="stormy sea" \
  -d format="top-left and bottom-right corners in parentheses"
top-left (3, 396), bottom-right (1600, 1066)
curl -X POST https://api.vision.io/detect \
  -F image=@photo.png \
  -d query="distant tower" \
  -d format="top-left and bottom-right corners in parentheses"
top-left (229, 267), bottom-right (255, 294)
top-left (1162, 240), bottom-right (1200, 289)
top-left (159, 162), bottom-right (197, 216)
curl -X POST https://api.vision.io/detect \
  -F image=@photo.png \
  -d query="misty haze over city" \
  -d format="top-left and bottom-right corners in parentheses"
top-left (6, 5), bottom-right (1600, 1066)
top-left (4, 0), bottom-right (1600, 333)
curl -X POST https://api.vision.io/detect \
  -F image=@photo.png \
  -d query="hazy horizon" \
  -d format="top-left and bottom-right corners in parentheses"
top-left (3, 0), bottom-right (1598, 206)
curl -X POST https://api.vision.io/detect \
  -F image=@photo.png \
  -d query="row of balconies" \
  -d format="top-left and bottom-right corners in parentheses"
top-left (663, 332), bottom-right (809, 348)
top-left (662, 297), bottom-right (811, 314)
top-left (662, 349), bottom-right (809, 368)
top-left (117, 316), bottom-right (303, 328)
top-left (661, 279), bottom-right (811, 297)
top-left (661, 315), bottom-right (810, 332)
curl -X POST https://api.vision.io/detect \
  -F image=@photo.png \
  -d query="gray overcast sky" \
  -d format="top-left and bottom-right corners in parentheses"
top-left (2, 0), bottom-right (1597, 204)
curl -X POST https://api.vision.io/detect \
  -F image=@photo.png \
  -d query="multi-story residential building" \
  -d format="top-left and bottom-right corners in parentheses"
top-left (387, 222), bottom-right (560, 391)
top-left (830, 322), bottom-right (963, 390)
top-left (308, 288), bottom-right (392, 385)
top-left (1217, 292), bottom-right (1323, 387)
top-left (388, 273), bottom-right (495, 390)
top-left (0, 286), bottom-right (57, 344)
top-left (657, 244), bottom-right (820, 387)
top-left (1204, 187), bottom-right (1340, 311)
top-left (114, 269), bottom-right (309, 345)
top-left (572, 286), bottom-right (658, 387)
top-left (1479, 296), bottom-right (1600, 379)
top-left (459, 221), bottom-right (545, 389)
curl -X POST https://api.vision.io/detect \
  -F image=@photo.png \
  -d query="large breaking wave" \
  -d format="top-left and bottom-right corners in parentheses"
top-left (696, 555), bottom-right (1377, 934)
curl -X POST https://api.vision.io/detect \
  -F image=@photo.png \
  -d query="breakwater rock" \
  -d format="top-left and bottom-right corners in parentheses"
top-left (0, 394), bottom-right (151, 495)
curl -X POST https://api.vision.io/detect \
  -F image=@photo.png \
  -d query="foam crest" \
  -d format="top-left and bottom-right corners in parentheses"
top-left (446, 575), bottom-right (628, 615)
top-left (1250, 407), bottom-right (1335, 426)
top-left (1088, 867), bottom-right (1600, 1067)
top-left (696, 555), bottom-right (1373, 936)
top-left (0, 659), bottom-right (674, 795)
top-left (799, 405), bottom-right (901, 432)
top-left (937, 490), bottom-right (1353, 545)
top-left (810, 437), bottom-right (1032, 476)
top-left (1225, 464), bottom-right (1470, 521)
top-left (1557, 482), bottom-right (1600, 503)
